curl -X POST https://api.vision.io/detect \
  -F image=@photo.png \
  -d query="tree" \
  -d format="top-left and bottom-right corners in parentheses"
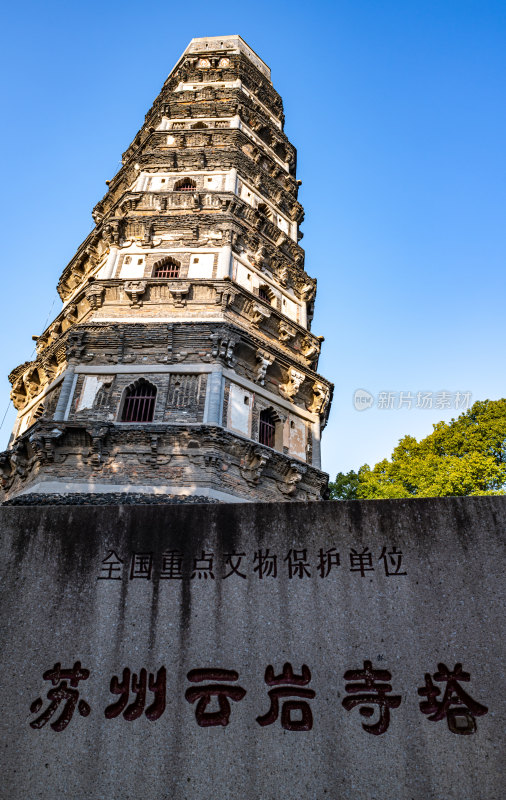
top-left (328, 470), bottom-right (359, 500)
top-left (331, 399), bottom-right (506, 499)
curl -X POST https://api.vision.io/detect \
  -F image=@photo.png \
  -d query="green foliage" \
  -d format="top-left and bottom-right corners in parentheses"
top-left (328, 470), bottom-right (360, 500)
top-left (331, 399), bottom-right (506, 500)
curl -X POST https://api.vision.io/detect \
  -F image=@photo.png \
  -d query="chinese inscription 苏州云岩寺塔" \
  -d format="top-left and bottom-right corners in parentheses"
top-left (29, 660), bottom-right (488, 736)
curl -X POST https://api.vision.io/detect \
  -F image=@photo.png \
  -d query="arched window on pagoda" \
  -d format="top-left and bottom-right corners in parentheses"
top-left (257, 203), bottom-right (273, 221)
top-left (258, 284), bottom-right (273, 304)
top-left (274, 142), bottom-right (286, 160)
top-left (257, 126), bottom-right (271, 145)
top-left (191, 121), bottom-right (208, 129)
top-left (152, 258), bottom-right (180, 278)
top-left (174, 177), bottom-right (196, 192)
top-left (259, 408), bottom-right (276, 449)
top-left (120, 379), bottom-right (157, 423)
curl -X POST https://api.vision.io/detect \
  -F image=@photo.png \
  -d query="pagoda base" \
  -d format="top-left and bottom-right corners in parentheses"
top-left (0, 420), bottom-right (328, 503)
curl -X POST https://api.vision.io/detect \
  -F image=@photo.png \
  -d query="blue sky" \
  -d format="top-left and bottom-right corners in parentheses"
top-left (1, 0), bottom-right (504, 478)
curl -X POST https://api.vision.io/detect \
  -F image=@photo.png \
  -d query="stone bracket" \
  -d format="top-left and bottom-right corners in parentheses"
top-left (278, 321), bottom-right (297, 342)
top-left (307, 381), bottom-right (331, 416)
top-left (240, 445), bottom-right (271, 485)
top-left (85, 284), bottom-right (105, 310)
top-left (255, 349), bottom-right (274, 386)
top-left (124, 281), bottom-right (147, 307)
top-left (279, 368), bottom-right (305, 402)
top-left (210, 332), bottom-right (237, 366)
top-left (28, 426), bottom-right (63, 464)
top-left (168, 282), bottom-right (190, 307)
top-left (250, 302), bottom-right (271, 327)
top-left (278, 460), bottom-right (307, 496)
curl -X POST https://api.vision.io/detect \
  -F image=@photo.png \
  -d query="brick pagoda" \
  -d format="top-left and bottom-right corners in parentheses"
top-left (1, 36), bottom-right (333, 502)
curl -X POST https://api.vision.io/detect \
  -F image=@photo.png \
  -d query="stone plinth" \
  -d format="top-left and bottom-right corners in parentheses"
top-left (0, 497), bottom-right (504, 799)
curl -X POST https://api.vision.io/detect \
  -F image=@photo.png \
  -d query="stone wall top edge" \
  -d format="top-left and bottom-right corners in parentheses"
top-left (2, 496), bottom-right (505, 513)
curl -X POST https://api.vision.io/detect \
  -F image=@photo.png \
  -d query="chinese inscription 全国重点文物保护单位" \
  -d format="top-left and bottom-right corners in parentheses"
top-left (97, 546), bottom-right (407, 581)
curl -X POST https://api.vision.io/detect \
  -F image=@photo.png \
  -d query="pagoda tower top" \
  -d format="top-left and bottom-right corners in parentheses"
top-left (176, 36), bottom-right (272, 81)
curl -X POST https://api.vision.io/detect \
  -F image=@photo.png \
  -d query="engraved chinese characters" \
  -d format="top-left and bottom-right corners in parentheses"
top-left (185, 669), bottom-right (246, 726)
top-left (29, 662), bottom-right (91, 731)
top-left (105, 667), bottom-right (166, 721)
top-left (30, 660), bottom-right (489, 735)
top-left (342, 660), bottom-right (401, 735)
top-left (98, 545), bottom-right (408, 581)
top-left (418, 663), bottom-right (489, 735)
top-left (256, 663), bottom-right (315, 731)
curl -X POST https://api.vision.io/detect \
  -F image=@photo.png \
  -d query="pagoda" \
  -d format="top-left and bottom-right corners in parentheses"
top-left (1, 36), bottom-right (333, 502)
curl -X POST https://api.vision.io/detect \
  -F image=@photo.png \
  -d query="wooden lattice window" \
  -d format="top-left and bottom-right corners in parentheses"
top-left (121, 379), bottom-right (157, 422)
top-left (259, 409), bottom-right (276, 448)
top-left (175, 177), bottom-right (196, 192)
top-left (153, 258), bottom-right (180, 278)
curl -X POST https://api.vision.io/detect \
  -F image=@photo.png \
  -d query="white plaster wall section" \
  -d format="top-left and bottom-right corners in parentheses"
top-left (277, 216), bottom-right (289, 235)
top-left (175, 80), bottom-right (240, 92)
top-left (287, 415), bottom-right (306, 459)
top-left (164, 118), bottom-right (233, 132)
top-left (225, 168), bottom-right (238, 193)
top-left (203, 174), bottom-right (224, 190)
top-left (238, 83), bottom-right (282, 128)
top-left (75, 376), bottom-right (113, 412)
top-left (17, 413), bottom-right (31, 436)
top-left (216, 246), bottom-right (232, 278)
top-left (63, 373), bottom-right (79, 421)
top-left (149, 175), bottom-right (171, 191)
top-left (133, 173), bottom-right (151, 192)
top-left (94, 253), bottom-right (113, 280)
top-left (232, 254), bottom-right (301, 321)
top-left (228, 382), bottom-right (252, 436)
top-left (128, 174), bottom-right (142, 191)
top-left (237, 120), bottom-right (288, 172)
top-left (222, 368), bottom-right (316, 423)
top-left (281, 295), bottom-right (299, 323)
top-left (233, 260), bottom-right (254, 292)
top-left (137, 170), bottom-right (230, 191)
top-left (88, 243), bottom-right (121, 282)
top-left (119, 254), bottom-right (146, 279)
top-left (236, 177), bottom-right (292, 239)
top-left (188, 252), bottom-right (215, 279)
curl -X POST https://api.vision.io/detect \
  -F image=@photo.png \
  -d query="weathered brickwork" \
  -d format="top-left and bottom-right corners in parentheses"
top-left (68, 372), bottom-right (207, 426)
top-left (1, 36), bottom-right (333, 503)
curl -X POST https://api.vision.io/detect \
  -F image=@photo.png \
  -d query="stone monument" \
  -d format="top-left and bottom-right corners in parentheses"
top-left (0, 497), bottom-right (504, 799)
